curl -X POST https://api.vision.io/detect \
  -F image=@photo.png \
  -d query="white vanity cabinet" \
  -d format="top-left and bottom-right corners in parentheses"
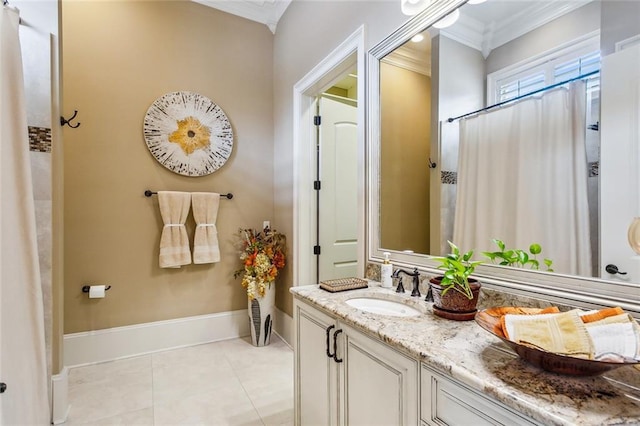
top-left (420, 364), bottom-right (540, 426)
top-left (294, 299), bottom-right (339, 426)
top-left (294, 299), bottom-right (419, 426)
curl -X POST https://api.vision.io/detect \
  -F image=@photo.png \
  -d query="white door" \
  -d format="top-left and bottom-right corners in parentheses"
top-left (600, 45), bottom-right (640, 282)
top-left (318, 96), bottom-right (358, 281)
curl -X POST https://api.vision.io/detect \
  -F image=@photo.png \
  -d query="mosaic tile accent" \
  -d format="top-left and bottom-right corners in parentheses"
top-left (441, 170), bottom-right (457, 184)
top-left (589, 161), bottom-right (599, 177)
top-left (28, 126), bottom-right (51, 153)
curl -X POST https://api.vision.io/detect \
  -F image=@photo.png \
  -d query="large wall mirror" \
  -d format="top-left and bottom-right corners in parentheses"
top-left (367, 0), bottom-right (640, 306)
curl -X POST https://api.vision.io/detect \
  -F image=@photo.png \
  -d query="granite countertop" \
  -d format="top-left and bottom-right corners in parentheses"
top-left (290, 282), bottom-right (640, 426)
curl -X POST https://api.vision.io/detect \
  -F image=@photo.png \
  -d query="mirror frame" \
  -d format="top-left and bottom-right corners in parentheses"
top-left (366, 0), bottom-right (640, 316)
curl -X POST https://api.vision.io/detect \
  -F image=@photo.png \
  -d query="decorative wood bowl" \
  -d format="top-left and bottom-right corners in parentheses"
top-left (475, 308), bottom-right (640, 376)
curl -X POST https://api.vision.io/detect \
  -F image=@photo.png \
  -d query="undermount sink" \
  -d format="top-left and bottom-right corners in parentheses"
top-left (345, 297), bottom-right (422, 317)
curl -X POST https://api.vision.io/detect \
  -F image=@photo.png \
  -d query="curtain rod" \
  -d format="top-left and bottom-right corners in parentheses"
top-left (447, 70), bottom-right (600, 123)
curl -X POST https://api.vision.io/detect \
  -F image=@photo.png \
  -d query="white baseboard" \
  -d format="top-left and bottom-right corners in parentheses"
top-left (274, 307), bottom-right (293, 347)
top-left (64, 310), bottom-right (250, 367)
top-left (51, 366), bottom-right (69, 424)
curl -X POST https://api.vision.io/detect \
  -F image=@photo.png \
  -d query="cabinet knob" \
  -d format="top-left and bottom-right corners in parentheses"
top-left (0, 383), bottom-right (6, 394)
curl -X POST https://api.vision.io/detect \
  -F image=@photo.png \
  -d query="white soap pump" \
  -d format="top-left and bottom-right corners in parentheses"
top-left (381, 252), bottom-right (393, 288)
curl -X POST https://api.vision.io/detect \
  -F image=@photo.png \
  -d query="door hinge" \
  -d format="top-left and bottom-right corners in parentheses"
top-left (314, 245), bottom-right (321, 255)
top-left (314, 180), bottom-right (321, 190)
top-left (314, 115), bottom-right (321, 126)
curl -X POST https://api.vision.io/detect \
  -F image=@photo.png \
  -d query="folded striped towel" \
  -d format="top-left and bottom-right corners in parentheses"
top-left (497, 306), bottom-right (559, 336)
top-left (503, 310), bottom-right (594, 359)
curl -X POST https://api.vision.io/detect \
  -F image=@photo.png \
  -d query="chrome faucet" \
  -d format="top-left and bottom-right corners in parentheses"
top-left (392, 267), bottom-right (421, 297)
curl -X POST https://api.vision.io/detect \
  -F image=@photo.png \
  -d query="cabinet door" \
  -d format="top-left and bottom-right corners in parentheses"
top-left (421, 365), bottom-right (539, 426)
top-left (340, 323), bottom-right (419, 426)
top-left (294, 300), bottom-right (339, 426)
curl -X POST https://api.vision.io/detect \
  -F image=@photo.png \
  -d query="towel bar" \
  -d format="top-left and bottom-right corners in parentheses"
top-left (144, 190), bottom-right (233, 199)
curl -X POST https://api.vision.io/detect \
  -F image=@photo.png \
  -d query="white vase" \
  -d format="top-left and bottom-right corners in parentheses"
top-left (248, 283), bottom-right (276, 346)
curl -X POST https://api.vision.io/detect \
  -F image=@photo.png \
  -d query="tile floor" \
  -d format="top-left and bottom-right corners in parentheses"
top-left (64, 335), bottom-right (294, 425)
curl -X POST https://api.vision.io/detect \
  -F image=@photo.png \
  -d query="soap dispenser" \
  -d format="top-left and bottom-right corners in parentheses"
top-left (381, 252), bottom-right (393, 288)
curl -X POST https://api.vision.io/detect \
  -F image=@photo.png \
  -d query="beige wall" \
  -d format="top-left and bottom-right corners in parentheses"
top-left (62, 1), bottom-right (274, 333)
top-left (380, 63), bottom-right (431, 254)
top-left (273, 0), bottom-right (407, 315)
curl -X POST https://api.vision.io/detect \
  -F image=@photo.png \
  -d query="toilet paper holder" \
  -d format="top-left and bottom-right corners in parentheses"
top-left (82, 285), bottom-right (112, 293)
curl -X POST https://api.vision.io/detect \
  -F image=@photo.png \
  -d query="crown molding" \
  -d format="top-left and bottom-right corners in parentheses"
top-left (383, 48), bottom-right (432, 76)
top-left (443, 0), bottom-right (593, 58)
top-left (192, 0), bottom-right (291, 34)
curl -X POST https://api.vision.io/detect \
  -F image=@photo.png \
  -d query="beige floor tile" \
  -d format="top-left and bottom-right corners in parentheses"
top-left (63, 407), bottom-right (154, 426)
top-left (65, 337), bottom-right (293, 426)
top-left (70, 356), bottom-right (152, 387)
top-left (67, 356), bottom-right (153, 422)
top-left (251, 391), bottom-right (294, 426)
top-left (224, 337), bottom-right (293, 378)
top-left (152, 354), bottom-right (237, 405)
top-left (152, 341), bottom-right (227, 370)
top-left (67, 380), bottom-right (153, 424)
top-left (153, 378), bottom-right (263, 425)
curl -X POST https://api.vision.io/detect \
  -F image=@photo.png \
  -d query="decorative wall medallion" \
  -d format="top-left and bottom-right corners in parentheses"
top-left (143, 91), bottom-right (233, 176)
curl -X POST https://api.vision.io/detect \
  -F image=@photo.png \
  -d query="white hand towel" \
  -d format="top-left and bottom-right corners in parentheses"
top-left (191, 192), bottom-right (221, 264)
top-left (584, 313), bottom-right (640, 361)
top-left (587, 322), bottom-right (638, 361)
top-left (158, 191), bottom-right (192, 268)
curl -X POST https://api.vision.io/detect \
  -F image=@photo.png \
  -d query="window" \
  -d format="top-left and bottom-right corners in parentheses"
top-left (497, 72), bottom-right (545, 102)
top-left (488, 33), bottom-right (600, 104)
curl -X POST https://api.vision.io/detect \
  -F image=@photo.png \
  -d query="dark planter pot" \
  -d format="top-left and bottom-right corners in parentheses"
top-left (429, 276), bottom-right (481, 321)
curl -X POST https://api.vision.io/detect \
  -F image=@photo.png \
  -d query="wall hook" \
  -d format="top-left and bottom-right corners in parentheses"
top-left (428, 157), bottom-right (437, 169)
top-left (61, 110), bottom-right (81, 128)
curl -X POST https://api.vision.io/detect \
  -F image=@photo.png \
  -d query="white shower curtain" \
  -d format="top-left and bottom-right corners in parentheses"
top-left (453, 82), bottom-right (592, 276)
top-left (0, 6), bottom-right (50, 424)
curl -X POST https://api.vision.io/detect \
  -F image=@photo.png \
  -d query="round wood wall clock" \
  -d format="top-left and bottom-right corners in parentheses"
top-left (143, 91), bottom-right (233, 176)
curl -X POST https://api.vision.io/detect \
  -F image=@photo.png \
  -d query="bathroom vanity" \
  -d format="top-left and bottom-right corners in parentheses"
top-left (291, 283), bottom-right (640, 426)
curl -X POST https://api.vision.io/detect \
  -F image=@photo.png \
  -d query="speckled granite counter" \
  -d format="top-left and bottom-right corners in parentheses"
top-left (291, 282), bottom-right (640, 426)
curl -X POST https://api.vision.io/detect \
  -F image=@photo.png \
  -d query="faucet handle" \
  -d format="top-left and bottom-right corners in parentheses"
top-left (411, 271), bottom-right (421, 298)
top-left (424, 285), bottom-right (433, 302)
top-left (395, 277), bottom-right (405, 293)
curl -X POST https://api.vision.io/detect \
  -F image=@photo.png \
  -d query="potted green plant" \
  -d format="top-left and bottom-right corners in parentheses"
top-left (429, 241), bottom-right (483, 321)
top-left (483, 238), bottom-right (553, 271)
